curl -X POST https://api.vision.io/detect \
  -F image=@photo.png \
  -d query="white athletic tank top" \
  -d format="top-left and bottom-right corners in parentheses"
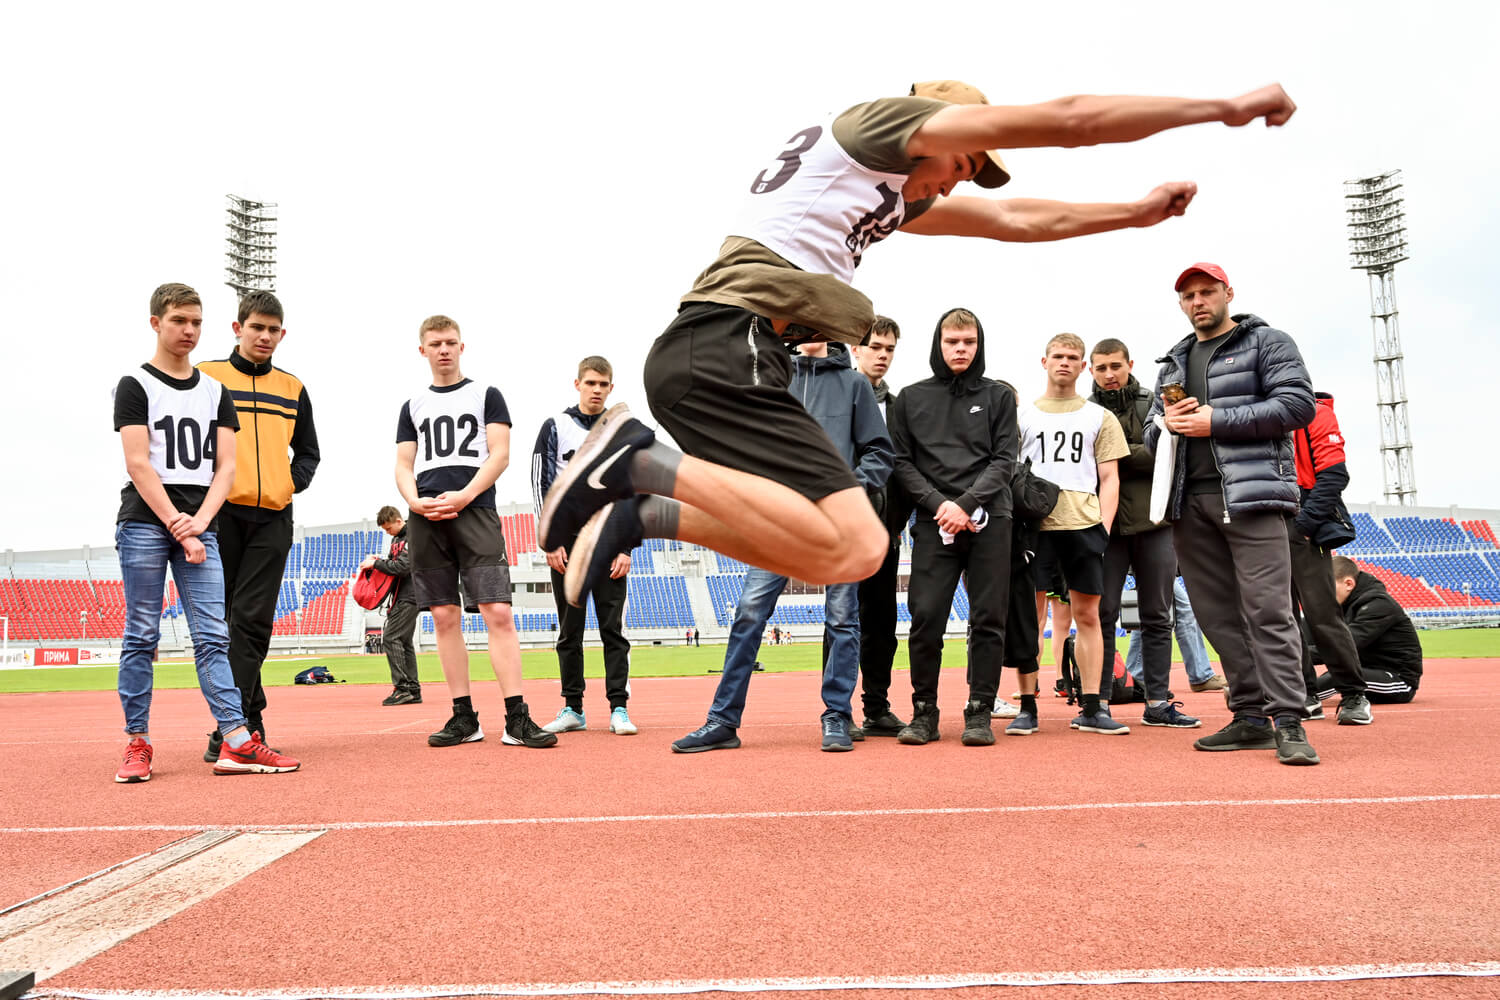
top-left (1017, 400), bottom-right (1108, 495)
top-left (732, 117), bottom-right (912, 283)
top-left (552, 410), bottom-right (590, 480)
top-left (120, 370), bottom-right (224, 488)
top-left (407, 381), bottom-right (492, 481)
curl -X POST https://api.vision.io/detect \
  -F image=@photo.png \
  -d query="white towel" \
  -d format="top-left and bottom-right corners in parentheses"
top-left (940, 506), bottom-right (989, 545)
top-left (1149, 416), bottom-right (1176, 524)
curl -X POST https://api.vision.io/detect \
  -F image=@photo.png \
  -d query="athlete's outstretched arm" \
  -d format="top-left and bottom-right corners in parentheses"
top-left (906, 84), bottom-right (1295, 158)
top-left (900, 182), bottom-right (1196, 242)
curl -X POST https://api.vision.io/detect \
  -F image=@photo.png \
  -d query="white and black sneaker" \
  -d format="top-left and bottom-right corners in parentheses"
top-left (564, 496), bottom-right (644, 609)
top-left (538, 403), bottom-right (655, 552)
top-left (428, 707), bottom-right (484, 747)
top-left (502, 703), bottom-right (559, 748)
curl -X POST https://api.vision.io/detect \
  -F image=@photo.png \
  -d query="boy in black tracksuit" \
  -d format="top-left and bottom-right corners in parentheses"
top-left (888, 307), bottom-right (1016, 746)
top-left (363, 506), bottom-right (420, 705)
top-left (1316, 556), bottom-right (1423, 703)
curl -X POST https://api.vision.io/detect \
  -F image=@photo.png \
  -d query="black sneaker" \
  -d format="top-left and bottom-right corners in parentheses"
top-left (564, 497), bottom-right (644, 608)
top-left (203, 730), bottom-right (223, 763)
top-left (961, 700), bottom-right (995, 746)
top-left (428, 707), bottom-right (484, 747)
top-left (502, 703), bottom-right (559, 748)
top-left (538, 403), bottom-right (656, 551)
top-left (861, 710), bottom-right (906, 738)
top-left (672, 721), bottom-right (741, 753)
top-left (1141, 701), bottom-right (1202, 729)
top-left (1303, 700), bottom-right (1326, 721)
top-left (381, 689), bottom-right (404, 706)
top-left (848, 722), bottom-right (866, 742)
top-left (897, 702), bottom-right (940, 745)
top-left (1336, 693), bottom-right (1373, 726)
top-left (1275, 717), bottom-right (1321, 765)
top-left (1193, 716), bottom-right (1277, 752)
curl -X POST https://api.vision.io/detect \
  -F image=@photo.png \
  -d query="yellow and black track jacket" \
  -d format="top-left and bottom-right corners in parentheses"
top-left (197, 350), bottom-right (320, 522)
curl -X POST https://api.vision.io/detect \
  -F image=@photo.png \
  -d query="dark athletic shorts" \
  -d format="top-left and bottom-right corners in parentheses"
top-left (1034, 524), bottom-right (1109, 597)
top-left (643, 301), bottom-right (860, 502)
top-left (407, 506), bottom-right (512, 608)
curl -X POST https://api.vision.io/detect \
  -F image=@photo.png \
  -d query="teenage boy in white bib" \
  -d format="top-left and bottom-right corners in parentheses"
top-left (396, 315), bottom-right (555, 750)
top-left (111, 283), bottom-right (301, 782)
top-left (1012, 334), bottom-right (1130, 735)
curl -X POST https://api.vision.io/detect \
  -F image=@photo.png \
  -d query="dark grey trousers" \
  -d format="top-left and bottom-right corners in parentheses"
top-left (1289, 528), bottom-right (1365, 699)
top-left (382, 600), bottom-right (420, 692)
top-left (1098, 527), bottom-right (1176, 702)
top-left (1174, 493), bottom-right (1305, 719)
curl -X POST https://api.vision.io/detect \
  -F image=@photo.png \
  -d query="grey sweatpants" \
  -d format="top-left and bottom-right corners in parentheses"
top-left (1174, 493), bottom-right (1305, 720)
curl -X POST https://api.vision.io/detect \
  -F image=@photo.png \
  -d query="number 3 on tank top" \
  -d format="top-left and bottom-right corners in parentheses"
top-left (1035, 430), bottom-right (1085, 464)
top-left (750, 126), bottom-right (823, 195)
top-left (417, 414), bottom-right (481, 462)
top-left (152, 415), bottom-right (217, 470)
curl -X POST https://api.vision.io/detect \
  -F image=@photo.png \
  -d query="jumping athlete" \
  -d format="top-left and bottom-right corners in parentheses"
top-left (539, 80), bottom-right (1299, 608)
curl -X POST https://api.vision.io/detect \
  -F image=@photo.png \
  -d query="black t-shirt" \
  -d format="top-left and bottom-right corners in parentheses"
top-left (113, 365), bottom-right (240, 528)
top-left (1183, 331), bottom-right (1231, 494)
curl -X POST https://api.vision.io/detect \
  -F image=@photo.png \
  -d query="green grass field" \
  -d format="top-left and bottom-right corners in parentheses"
top-left (2, 628), bottom-right (1495, 695)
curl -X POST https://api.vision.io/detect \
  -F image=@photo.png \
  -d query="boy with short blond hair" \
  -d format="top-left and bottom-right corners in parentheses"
top-left (396, 315), bottom-right (554, 748)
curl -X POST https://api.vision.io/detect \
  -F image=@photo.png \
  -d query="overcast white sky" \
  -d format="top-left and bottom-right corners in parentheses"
top-left (3, 1), bottom-right (1495, 552)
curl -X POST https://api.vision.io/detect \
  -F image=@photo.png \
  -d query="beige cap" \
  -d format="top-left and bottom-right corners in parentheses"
top-left (910, 80), bottom-right (1012, 189)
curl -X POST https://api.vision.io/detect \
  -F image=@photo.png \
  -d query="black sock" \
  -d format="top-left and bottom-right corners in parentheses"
top-left (505, 695), bottom-right (523, 717)
top-left (453, 695), bottom-right (473, 713)
top-left (630, 441), bottom-right (682, 497)
top-left (1020, 694), bottom-right (1037, 714)
top-left (1083, 694), bottom-right (1101, 716)
top-left (637, 495), bottom-right (681, 539)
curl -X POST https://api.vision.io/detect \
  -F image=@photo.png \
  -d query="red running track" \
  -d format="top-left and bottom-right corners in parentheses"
top-left (3, 658), bottom-right (1499, 998)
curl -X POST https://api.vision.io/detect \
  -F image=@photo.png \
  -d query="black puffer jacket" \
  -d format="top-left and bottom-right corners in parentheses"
top-left (1144, 314), bottom-right (1314, 519)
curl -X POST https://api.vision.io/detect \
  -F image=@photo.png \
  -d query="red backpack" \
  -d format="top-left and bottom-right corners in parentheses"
top-left (353, 566), bottom-right (396, 610)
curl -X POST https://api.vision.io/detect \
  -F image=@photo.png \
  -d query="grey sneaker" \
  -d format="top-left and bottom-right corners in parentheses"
top-left (1336, 693), bottom-right (1374, 726)
top-left (1005, 709), bottom-right (1039, 735)
top-left (542, 707), bottom-right (587, 733)
top-left (1274, 718), bottom-right (1321, 765)
top-left (961, 700), bottom-right (995, 746)
top-left (821, 713), bottom-right (854, 752)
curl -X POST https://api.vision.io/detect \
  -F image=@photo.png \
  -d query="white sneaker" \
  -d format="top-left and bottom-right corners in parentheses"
top-left (542, 707), bottom-right (586, 733)
top-left (991, 698), bottom-right (1020, 719)
top-left (609, 706), bottom-right (638, 735)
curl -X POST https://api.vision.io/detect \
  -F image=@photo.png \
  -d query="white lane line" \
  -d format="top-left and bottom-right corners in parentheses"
top-left (23, 961), bottom-right (1500, 997)
top-left (0, 830), bottom-right (322, 982)
top-left (3, 793), bottom-right (1498, 836)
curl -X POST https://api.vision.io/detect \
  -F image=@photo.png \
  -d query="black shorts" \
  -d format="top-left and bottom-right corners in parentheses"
top-left (643, 301), bottom-right (860, 503)
top-left (1034, 525), bottom-right (1109, 597)
top-left (407, 506), bottom-right (512, 608)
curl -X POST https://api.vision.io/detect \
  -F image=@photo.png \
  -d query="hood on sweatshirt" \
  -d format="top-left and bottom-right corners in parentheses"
top-left (790, 341), bottom-right (855, 375)
top-left (929, 307), bottom-right (986, 395)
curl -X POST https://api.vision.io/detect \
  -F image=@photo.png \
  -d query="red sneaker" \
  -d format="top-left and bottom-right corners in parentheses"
top-left (213, 732), bottom-right (301, 775)
top-left (115, 737), bottom-right (153, 783)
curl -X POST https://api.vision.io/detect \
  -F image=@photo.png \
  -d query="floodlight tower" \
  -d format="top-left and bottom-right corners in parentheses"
top-left (1344, 170), bottom-right (1416, 505)
top-left (224, 194), bottom-right (278, 298)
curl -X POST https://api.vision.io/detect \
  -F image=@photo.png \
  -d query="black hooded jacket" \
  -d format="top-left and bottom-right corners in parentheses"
top-left (888, 309), bottom-right (1017, 519)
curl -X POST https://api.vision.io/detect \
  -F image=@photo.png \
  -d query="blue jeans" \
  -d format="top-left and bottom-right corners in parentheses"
top-left (116, 521), bottom-right (247, 736)
top-left (1127, 577), bottom-right (1214, 685)
top-left (707, 568), bottom-right (859, 727)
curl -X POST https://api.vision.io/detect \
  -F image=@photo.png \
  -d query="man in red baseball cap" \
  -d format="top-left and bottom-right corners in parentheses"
top-left (1144, 263), bottom-right (1320, 765)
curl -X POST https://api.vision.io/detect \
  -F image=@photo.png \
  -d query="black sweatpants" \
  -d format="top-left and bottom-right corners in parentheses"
top-left (383, 599), bottom-right (420, 692)
top-left (1098, 527), bottom-right (1176, 701)
top-left (1174, 494), bottom-right (1304, 720)
top-left (217, 512), bottom-right (293, 727)
top-left (550, 564), bottom-right (630, 710)
top-left (857, 539), bottom-right (901, 717)
top-left (907, 516), bottom-right (1011, 708)
top-left (1289, 528), bottom-right (1365, 699)
top-left (1314, 666), bottom-right (1416, 704)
